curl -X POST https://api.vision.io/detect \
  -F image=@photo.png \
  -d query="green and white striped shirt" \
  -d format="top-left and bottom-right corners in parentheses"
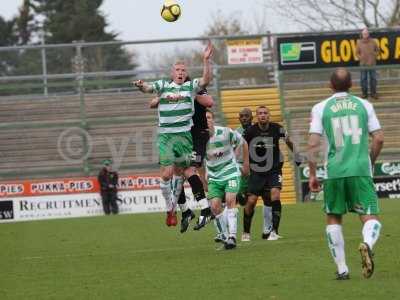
top-left (152, 79), bottom-right (201, 133)
top-left (206, 126), bottom-right (242, 181)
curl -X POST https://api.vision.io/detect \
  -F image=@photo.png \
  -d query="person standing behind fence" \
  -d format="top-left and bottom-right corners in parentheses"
top-left (356, 28), bottom-right (379, 100)
top-left (98, 159), bottom-right (119, 215)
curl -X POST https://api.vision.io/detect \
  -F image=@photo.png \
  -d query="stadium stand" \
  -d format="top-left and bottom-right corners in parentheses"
top-left (221, 88), bottom-right (297, 204)
top-left (0, 92), bottom-right (157, 179)
top-left (284, 83), bottom-right (400, 162)
top-left (0, 89), bottom-right (225, 180)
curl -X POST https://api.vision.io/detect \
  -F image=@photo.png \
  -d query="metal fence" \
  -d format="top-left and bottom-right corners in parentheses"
top-left (0, 33), bottom-right (276, 97)
top-left (0, 34), bottom-right (277, 179)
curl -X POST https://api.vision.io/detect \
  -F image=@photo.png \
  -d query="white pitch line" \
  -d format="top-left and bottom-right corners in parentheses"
top-left (19, 236), bottom-right (362, 262)
top-left (20, 245), bottom-right (206, 261)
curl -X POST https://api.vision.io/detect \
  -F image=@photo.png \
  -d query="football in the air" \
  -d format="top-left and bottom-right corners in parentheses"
top-left (161, 0), bottom-right (181, 22)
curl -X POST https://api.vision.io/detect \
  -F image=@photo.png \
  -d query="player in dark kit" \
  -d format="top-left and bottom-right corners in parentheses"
top-left (235, 108), bottom-right (253, 206)
top-left (234, 108), bottom-right (274, 238)
top-left (177, 88), bottom-right (212, 232)
top-left (241, 106), bottom-right (300, 242)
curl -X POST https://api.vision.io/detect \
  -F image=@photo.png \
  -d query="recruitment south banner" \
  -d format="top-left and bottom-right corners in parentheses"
top-left (0, 188), bottom-right (199, 223)
top-left (277, 30), bottom-right (400, 70)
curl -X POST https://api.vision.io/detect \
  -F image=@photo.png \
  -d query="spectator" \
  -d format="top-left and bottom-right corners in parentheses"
top-left (356, 28), bottom-right (379, 99)
top-left (98, 159), bottom-right (119, 215)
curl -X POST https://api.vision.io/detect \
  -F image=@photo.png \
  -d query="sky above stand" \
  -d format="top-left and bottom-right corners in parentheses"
top-left (1, 0), bottom-right (296, 42)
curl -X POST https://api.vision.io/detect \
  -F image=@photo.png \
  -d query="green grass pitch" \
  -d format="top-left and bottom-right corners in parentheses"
top-left (1, 200), bottom-right (399, 300)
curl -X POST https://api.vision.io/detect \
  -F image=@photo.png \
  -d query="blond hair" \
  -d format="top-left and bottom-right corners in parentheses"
top-left (173, 60), bottom-right (186, 67)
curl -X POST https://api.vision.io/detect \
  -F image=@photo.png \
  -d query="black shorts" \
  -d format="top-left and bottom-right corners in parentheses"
top-left (191, 128), bottom-right (209, 167)
top-left (247, 170), bottom-right (282, 196)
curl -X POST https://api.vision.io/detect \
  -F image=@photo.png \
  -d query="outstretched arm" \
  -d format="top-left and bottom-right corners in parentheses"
top-left (199, 41), bottom-right (213, 88)
top-left (132, 80), bottom-right (154, 93)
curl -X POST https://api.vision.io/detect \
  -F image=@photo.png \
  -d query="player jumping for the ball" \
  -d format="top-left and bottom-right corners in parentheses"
top-left (133, 42), bottom-right (214, 230)
top-left (149, 87), bottom-right (214, 232)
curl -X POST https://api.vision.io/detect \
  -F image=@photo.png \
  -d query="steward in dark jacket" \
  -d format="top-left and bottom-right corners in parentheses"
top-left (98, 159), bottom-right (119, 215)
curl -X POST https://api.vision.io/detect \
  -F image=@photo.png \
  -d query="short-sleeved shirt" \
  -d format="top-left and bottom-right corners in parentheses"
top-left (244, 122), bottom-right (287, 174)
top-left (309, 92), bottom-right (381, 179)
top-left (206, 126), bottom-right (242, 181)
top-left (151, 79), bottom-right (201, 134)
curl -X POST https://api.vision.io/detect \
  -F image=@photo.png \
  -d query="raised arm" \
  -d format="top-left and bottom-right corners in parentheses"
top-left (132, 80), bottom-right (154, 94)
top-left (199, 41), bottom-right (214, 88)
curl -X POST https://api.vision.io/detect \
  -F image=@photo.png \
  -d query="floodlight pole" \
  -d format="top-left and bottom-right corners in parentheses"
top-left (74, 43), bottom-right (90, 175)
top-left (40, 30), bottom-right (48, 97)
